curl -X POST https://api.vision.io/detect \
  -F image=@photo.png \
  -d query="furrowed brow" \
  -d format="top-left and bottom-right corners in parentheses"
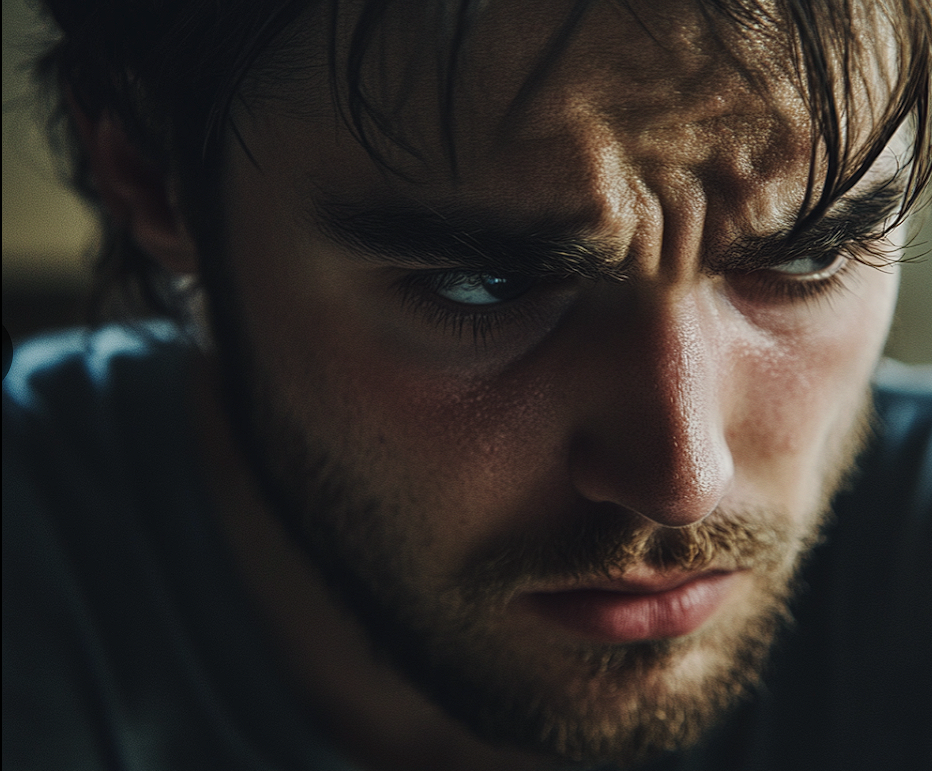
top-left (313, 176), bottom-right (905, 278)
top-left (714, 177), bottom-right (907, 272)
top-left (313, 201), bottom-right (627, 280)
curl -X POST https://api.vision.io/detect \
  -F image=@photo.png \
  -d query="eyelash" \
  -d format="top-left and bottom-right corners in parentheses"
top-left (735, 252), bottom-right (855, 304)
top-left (395, 272), bottom-right (564, 345)
top-left (737, 238), bottom-right (894, 304)
top-left (394, 241), bottom-right (887, 342)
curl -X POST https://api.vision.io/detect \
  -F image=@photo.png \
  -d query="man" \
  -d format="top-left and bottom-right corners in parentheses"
top-left (3, 1), bottom-right (930, 769)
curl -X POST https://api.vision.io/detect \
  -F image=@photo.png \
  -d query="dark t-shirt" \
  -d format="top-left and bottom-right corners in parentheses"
top-left (4, 326), bottom-right (931, 770)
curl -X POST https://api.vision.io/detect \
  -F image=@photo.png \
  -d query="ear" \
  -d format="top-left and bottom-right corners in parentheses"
top-left (71, 102), bottom-right (199, 275)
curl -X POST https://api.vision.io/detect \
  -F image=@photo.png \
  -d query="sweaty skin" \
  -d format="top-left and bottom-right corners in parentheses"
top-left (186, 3), bottom-right (904, 770)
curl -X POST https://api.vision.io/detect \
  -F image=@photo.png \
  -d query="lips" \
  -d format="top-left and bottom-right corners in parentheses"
top-left (522, 570), bottom-right (743, 643)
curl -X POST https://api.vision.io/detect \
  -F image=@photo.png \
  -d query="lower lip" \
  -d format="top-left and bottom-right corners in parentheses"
top-left (524, 572), bottom-right (741, 644)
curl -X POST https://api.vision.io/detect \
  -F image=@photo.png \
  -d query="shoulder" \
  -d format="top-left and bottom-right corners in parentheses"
top-left (829, 359), bottom-right (931, 604)
top-left (3, 322), bottom-right (194, 537)
top-left (4, 321), bottom-right (187, 419)
top-left (2, 324), bottom-right (349, 770)
top-left (4, 321), bottom-right (191, 487)
top-left (780, 359), bottom-right (932, 770)
top-left (2, 323), bottom-right (196, 770)
top-left (872, 358), bottom-right (932, 429)
top-left (863, 359), bottom-right (932, 520)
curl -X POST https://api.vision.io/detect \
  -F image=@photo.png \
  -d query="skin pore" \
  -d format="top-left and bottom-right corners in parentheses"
top-left (181, 2), bottom-right (907, 769)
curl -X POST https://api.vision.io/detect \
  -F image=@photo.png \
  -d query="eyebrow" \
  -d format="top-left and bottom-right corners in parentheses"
top-left (313, 176), bottom-right (906, 279)
top-left (713, 177), bottom-right (907, 273)
top-left (314, 200), bottom-right (626, 279)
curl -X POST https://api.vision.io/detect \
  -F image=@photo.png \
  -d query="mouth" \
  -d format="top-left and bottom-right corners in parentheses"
top-left (519, 570), bottom-right (746, 644)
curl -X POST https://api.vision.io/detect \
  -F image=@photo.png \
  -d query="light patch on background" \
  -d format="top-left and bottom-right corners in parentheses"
top-left (2, 0), bottom-right (98, 289)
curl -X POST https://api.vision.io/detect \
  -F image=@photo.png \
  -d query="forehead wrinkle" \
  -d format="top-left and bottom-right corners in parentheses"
top-left (396, 91), bottom-right (813, 281)
top-left (498, 0), bottom-right (791, 135)
top-left (693, 116), bottom-right (813, 242)
top-left (491, 11), bottom-right (807, 213)
top-left (562, 111), bottom-right (804, 260)
top-left (528, 107), bottom-right (816, 281)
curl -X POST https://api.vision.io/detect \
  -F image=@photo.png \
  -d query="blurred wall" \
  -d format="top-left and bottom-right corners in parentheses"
top-left (3, 0), bottom-right (930, 362)
top-left (892, 213), bottom-right (932, 365)
top-left (2, 0), bottom-right (98, 289)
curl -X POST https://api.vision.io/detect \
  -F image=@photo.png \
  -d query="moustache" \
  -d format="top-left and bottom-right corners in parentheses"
top-left (456, 502), bottom-right (819, 605)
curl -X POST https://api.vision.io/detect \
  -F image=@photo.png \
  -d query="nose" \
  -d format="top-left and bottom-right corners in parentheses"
top-left (568, 290), bottom-right (734, 528)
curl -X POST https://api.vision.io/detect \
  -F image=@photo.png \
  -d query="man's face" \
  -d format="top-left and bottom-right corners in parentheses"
top-left (206, 2), bottom-right (902, 765)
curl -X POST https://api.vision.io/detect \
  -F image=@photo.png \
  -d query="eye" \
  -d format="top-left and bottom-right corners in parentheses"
top-left (726, 247), bottom-right (862, 307)
top-left (434, 272), bottom-right (537, 305)
top-left (769, 251), bottom-right (846, 277)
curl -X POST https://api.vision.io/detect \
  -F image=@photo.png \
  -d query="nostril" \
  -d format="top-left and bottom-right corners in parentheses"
top-left (636, 489), bottom-right (726, 528)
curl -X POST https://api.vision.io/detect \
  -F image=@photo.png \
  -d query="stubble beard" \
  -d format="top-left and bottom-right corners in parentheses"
top-left (205, 278), bottom-right (874, 769)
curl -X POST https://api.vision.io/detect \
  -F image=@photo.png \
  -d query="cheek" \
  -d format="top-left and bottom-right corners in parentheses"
top-left (728, 266), bottom-right (897, 505)
top-left (235, 258), bottom-right (567, 537)
top-left (222, 221), bottom-right (557, 534)
top-left (334, 345), bottom-right (567, 518)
